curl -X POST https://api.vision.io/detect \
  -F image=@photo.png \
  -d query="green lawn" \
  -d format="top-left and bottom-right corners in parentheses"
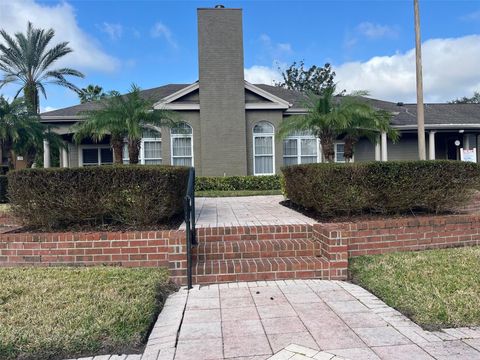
top-left (349, 246), bottom-right (480, 330)
top-left (196, 189), bottom-right (282, 197)
top-left (0, 267), bottom-right (174, 360)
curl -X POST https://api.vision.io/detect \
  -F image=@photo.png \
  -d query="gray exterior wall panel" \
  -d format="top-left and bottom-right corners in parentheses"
top-left (198, 8), bottom-right (247, 176)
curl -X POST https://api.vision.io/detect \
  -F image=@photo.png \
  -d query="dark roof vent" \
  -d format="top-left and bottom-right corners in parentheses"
top-left (396, 102), bottom-right (404, 106)
top-left (215, 4), bottom-right (225, 8)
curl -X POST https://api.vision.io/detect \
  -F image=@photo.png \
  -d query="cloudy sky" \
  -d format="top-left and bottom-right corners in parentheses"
top-left (0, 0), bottom-right (479, 112)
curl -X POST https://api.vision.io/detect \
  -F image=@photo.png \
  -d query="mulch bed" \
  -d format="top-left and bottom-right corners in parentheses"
top-left (4, 213), bottom-right (184, 234)
top-left (280, 199), bottom-right (459, 223)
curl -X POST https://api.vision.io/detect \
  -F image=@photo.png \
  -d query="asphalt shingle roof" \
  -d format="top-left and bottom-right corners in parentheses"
top-left (41, 84), bottom-right (190, 117)
top-left (41, 82), bottom-right (480, 127)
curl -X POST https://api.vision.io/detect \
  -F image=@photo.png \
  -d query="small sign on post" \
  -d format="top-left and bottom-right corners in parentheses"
top-left (460, 148), bottom-right (477, 163)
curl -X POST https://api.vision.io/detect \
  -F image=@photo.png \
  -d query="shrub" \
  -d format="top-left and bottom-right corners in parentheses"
top-left (282, 161), bottom-right (480, 216)
top-left (0, 165), bottom-right (9, 175)
top-left (0, 175), bottom-right (7, 203)
top-left (195, 175), bottom-right (281, 191)
top-left (8, 165), bottom-right (189, 229)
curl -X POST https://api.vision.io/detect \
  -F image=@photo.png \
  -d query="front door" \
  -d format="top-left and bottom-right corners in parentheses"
top-left (446, 136), bottom-right (462, 160)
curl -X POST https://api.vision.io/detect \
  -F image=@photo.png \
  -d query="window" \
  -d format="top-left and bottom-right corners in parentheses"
top-left (171, 122), bottom-right (193, 166)
top-left (122, 128), bottom-right (162, 164)
top-left (283, 130), bottom-right (319, 165)
top-left (335, 143), bottom-right (346, 163)
top-left (80, 147), bottom-right (113, 166)
top-left (253, 121), bottom-right (275, 175)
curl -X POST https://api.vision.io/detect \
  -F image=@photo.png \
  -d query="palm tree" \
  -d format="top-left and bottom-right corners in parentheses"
top-left (0, 96), bottom-right (46, 168)
top-left (0, 22), bottom-right (84, 114)
top-left (74, 84), bottom-right (177, 164)
top-left (279, 87), bottom-right (398, 162)
top-left (279, 86), bottom-right (350, 162)
top-left (79, 84), bottom-right (106, 103)
top-left (339, 94), bottom-right (398, 162)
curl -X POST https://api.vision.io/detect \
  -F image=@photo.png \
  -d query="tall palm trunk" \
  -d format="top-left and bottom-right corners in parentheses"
top-left (128, 138), bottom-right (141, 164)
top-left (4, 139), bottom-right (14, 169)
top-left (24, 83), bottom-right (39, 114)
top-left (319, 134), bottom-right (335, 163)
top-left (111, 134), bottom-right (124, 164)
top-left (343, 135), bottom-right (357, 163)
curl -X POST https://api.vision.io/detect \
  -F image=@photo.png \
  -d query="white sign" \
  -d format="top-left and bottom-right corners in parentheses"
top-left (461, 148), bottom-right (477, 163)
top-left (16, 156), bottom-right (23, 161)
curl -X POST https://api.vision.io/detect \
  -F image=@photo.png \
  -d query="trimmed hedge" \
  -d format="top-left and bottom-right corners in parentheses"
top-left (0, 165), bottom-right (9, 175)
top-left (0, 175), bottom-right (7, 203)
top-left (282, 161), bottom-right (480, 216)
top-left (196, 175), bottom-right (281, 191)
top-left (8, 165), bottom-right (189, 229)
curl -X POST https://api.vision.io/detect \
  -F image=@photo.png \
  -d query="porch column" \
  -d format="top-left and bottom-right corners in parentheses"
top-left (61, 146), bottom-right (69, 168)
top-left (429, 131), bottom-right (436, 160)
top-left (381, 131), bottom-right (388, 161)
top-left (43, 139), bottom-right (50, 168)
top-left (375, 136), bottom-right (381, 161)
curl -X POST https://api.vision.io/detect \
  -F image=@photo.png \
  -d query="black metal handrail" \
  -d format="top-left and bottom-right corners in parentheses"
top-left (184, 167), bottom-right (196, 289)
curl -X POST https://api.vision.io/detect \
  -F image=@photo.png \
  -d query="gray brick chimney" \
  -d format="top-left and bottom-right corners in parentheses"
top-left (197, 6), bottom-right (247, 176)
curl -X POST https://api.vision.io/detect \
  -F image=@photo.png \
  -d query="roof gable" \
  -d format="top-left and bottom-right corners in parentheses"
top-left (153, 81), bottom-right (291, 110)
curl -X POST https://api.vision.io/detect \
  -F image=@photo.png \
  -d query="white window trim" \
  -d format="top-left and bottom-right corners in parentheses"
top-left (334, 142), bottom-right (351, 163)
top-left (283, 134), bottom-right (321, 165)
top-left (122, 127), bottom-right (163, 165)
top-left (253, 122), bottom-right (275, 176)
top-left (170, 123), bottom-right (194, 167)
top-left (140, 137), bottom-right (162, 164)
top-left (78, 145), bottom-right (113, 166)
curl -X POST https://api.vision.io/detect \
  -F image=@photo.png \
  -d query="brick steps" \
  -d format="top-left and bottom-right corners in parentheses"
top-left (193, 256), bottom-right (330, 284)
top-left (192, 239), bottom-right (319, 262)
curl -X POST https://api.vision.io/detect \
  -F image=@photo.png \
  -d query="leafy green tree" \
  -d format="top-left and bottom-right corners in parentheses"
top-left (0, 96), bottom-right (61, 168)
top-left (79, 84), bottom-right (106, 103)
top-left (449, 91), bottom-right (480, 104)
top-left (74, 84), bottom-right (177, 164)
top-left (279, 87), bottom-right (397, 162)
top-left (276, 61), bottom-right (338, 95)
top-left (0, 22), bottom-right (84, 114)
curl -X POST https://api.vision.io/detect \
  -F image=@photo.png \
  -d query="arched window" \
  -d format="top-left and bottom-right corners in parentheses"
top-left (122, 127), bottom-right (162, 164)
top-left (283, 130), bottom-right (320, 165)
top-left (171, 122), bottom-right (193, 166)
top-left (253, 121), bottom-right (275, 175)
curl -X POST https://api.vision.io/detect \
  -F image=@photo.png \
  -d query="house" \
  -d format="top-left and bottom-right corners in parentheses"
top-left (40, 6), bottom-right (480, 176)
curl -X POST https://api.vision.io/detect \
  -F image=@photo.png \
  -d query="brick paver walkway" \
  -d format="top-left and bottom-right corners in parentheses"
top-left (172, 280), bottom-right (480, 360)
top-left (66, 280), bottom-right (480, 360)
top-left (183, 196), bottom-right (314, 228)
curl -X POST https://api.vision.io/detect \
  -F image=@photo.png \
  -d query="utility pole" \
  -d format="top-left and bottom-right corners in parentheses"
top-left (414, 0), bottom-right (426, 160)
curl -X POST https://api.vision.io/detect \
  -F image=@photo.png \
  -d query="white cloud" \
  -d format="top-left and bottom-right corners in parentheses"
top-left (244, 65), bottom-right (282, 85)
top-left (41, 106), bottom-right (57, 113)
top-left (245, 35), bottom-right (480, 103)
top-left (356, 22), bottom-right (399, 39)
top-left (1, 0), bottom-right (119, 72)
top-left (335, 35), bottom-right (480, 103)
top-left (100, 22), bottom-right (123, 40)
top-left (259, 34), bottom-right (293, 57)
top-left (461, 10), bottom-right (480, 22)
top-left (150, 22), bottom-right (177, 48)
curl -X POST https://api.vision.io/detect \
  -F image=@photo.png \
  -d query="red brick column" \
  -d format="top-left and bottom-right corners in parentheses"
top-left (312, 224), bottom-right (348, 280)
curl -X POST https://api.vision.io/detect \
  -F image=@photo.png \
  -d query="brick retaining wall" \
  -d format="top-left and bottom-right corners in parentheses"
top-left (0, 230), bottom-right (188, 284)
top-left (314, 214), bottom-right (480, 280)
top-left (1, 214), bottom-right (480, 284)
